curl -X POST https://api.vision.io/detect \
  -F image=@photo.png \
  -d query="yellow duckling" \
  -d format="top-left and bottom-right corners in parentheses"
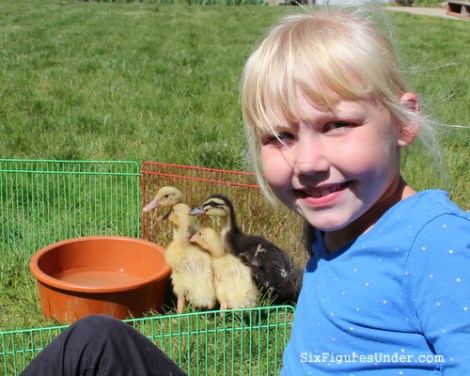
top-left (190, 227), bottom-right (259, 311)
top-left (164, 203), bottom-right (216, 313)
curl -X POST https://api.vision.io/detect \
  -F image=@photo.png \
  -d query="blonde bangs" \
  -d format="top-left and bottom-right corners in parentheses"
top-left (241, 10), bottom-right (403, 139)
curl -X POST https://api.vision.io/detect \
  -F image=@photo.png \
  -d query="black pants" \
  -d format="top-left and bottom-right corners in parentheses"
top-left (20, 315), bottom-right (187, 376)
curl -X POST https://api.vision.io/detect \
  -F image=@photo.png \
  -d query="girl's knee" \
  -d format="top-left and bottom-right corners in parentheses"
top-left (72, 314), bottom-right (120, 327)
top-left (69, 314), bottom-right (129, 338)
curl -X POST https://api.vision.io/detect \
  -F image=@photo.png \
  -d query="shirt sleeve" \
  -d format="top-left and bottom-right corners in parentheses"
top-left (405, 213), bottom-right (470, 374)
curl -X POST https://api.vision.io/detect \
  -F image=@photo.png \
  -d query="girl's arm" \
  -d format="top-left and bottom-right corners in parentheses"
top-left (406, 212), bottom-right (470, 373)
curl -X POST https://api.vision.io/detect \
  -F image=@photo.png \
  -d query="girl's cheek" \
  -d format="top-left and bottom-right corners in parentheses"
top-left (261, 148), bottom-right (292, 188)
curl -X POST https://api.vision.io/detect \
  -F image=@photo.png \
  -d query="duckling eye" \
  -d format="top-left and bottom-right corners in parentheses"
top-left (205, 201), bottom-right (220, 209)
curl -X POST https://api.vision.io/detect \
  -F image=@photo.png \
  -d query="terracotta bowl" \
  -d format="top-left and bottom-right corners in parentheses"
top-left (30, 236), bottom-right (171, 324)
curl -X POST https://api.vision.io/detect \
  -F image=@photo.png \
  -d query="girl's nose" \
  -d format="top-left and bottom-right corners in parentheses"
top-left (293, 136), bottom-right (330, 176)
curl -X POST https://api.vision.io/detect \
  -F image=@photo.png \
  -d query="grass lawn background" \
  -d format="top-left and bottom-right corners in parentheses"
top-left (0, 0), bottom-right (468, 208)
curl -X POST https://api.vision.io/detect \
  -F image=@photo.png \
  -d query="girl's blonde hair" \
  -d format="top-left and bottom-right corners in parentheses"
top-left (240, 5), bottom-right (439, 198)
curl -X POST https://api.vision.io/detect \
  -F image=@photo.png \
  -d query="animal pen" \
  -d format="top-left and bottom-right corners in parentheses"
top-left (0, 159), bottom-right (306, 375)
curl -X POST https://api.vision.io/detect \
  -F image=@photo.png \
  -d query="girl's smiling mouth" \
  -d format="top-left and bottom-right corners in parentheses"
top-left (295, 182), bottom-right (351, 200)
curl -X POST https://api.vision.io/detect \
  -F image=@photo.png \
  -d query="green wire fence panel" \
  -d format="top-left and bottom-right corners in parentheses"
top-left (0, 159), bottom-right (141, 257)
top-left (0, 159), bottom-right (297, 375)
top-left (1, 305), bottom-right (294, 376)
top-left (140, 161), bottom-right (308, 267)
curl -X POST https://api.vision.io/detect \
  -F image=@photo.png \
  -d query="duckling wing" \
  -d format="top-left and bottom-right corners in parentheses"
top-left (177, 245), bottom-right (213, 276)
top-left (179, 246), bottom-right (217, 309)
top-left (166, 240), bottom-right (216, 307)
top-left (213, 256), bottom-right (259, 309)
top-left (234, 235), bottom-right (303, 304)
top-left (165, 240), bottom-right (210, 271)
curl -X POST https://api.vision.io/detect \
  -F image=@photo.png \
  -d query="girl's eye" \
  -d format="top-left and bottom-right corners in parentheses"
top-left (261, 131), bottom-right (294, 146)
top-left (326, 121), bottom-right (356, 131)
top-left (276, 131), bottom-right (294, 141)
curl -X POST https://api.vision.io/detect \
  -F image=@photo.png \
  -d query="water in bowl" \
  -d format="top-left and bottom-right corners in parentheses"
top-left (53, 268), bottom-right (144, 288)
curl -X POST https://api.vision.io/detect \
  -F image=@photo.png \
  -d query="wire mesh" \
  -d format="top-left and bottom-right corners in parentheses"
top-left (140, 161), bottom-right (307, 267)
top-left (1, 305), bottom-right (294, 376)
top-left (0, 159), bottom-right (142, 257)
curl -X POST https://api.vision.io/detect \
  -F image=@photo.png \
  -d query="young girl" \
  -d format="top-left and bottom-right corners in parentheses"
top-left (241, 5), bottom-right (470, 375)
top-left (21, 5), bottom-right (469, 376)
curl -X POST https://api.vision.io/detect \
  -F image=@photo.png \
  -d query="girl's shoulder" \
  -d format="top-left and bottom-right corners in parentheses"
top-left (370, 189), bottom-right (468, 252)
top-left (391, 189), bottom-right (468, 222)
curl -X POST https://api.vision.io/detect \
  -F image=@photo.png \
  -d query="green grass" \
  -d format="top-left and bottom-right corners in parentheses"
top-left (392, 12), bottom-right (470, 207)
top-left (0, 1), bottom-right (469, 373)
top-left (413, 0), bottom-right (443, 7)
top-left (0, 1), bottom-right (468, 206)
top-left (0, 0), bottom-right (277, 169)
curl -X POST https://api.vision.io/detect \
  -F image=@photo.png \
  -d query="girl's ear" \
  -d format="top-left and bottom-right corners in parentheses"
top-left (398, 92), bottom-right (419, 146)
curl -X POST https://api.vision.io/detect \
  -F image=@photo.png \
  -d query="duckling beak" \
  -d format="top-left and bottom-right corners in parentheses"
top-left (143, 197), bottom-right (160, 212)
top-left (189, 206), bottom-right (206, 216)
top-left (189, 234), bottom-right (197, 243)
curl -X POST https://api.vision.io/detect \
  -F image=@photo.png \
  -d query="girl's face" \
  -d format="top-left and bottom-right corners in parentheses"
top-left (260, 92), bottom-right (415, 251)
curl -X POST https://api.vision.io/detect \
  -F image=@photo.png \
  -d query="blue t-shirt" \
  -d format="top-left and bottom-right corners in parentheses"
top-left (281, 190), bottom-right (470, 375)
